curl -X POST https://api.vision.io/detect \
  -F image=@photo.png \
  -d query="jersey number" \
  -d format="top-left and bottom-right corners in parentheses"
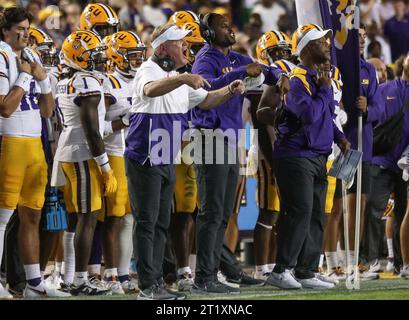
top-left (20, 81), bottom-right (39, 111)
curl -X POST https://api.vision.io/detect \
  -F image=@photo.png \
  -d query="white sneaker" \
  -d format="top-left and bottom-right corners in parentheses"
top-left (265, 270), bottom-right (302, 289)
top-left (44, 272), bottom-right (63, 290)
top-left (400, 265), bottom-right (409, 279)
top-left (368, 259), bottom-right (382, 273)
top-left (358, 264), bottom-right (380, 280)
top-left (44, 286), bottom-right (72, 297)
top-left (315, 272), bottom-right (339, 285)
top-left (23, 285), bottom-right (47, 298)
top-left (0, 283), bottom-right (13, 299)
top-left (89, 275), bottom-right (110, 291)
top-left (297, 277), bottom-right (335, 289)
top-left (386, 258), bottom-right (394, 273)
top-left (104, 280), bottom-right (125, 295)
top-left (176, 273), bottom-right (194, 292)
top-left (217, 271), bottom-right (240, 288)
top-left (254, 270), bottom-right (271, 282)
top-left (121, 279), bottom-right (140, 294)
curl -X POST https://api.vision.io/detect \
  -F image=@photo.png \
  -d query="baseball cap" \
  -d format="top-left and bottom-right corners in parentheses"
top-left (296, 28), bottom-right (332, 56)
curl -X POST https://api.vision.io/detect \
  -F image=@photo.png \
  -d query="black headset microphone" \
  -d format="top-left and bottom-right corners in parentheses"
top-left (151, 53), bottom-right (175, 72)
top-left (199, 13), bottom-right (216, 45)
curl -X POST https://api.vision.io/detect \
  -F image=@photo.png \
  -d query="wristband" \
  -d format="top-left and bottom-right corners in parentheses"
top-left (94, 152), bottom-right (111, 173)
top-left (14, 72), bottom-right (33, 92)
top-left (39, 77), bottom-right (52, 94)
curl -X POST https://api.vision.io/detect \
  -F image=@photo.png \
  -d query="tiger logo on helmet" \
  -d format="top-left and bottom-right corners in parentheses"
top-left (28, 27), bottom-right (58, 67)
top-left (256, 30), bottom-right (291, 65)
top-left (169, 10), bottom-right (199, 27)
top-left (106, 31), bottom-right (146, 77)
top-left (80, 3), bottom-right (119, 39)
top-left (60, 30), bottom-right (107, 72)
top-left (182, 22), bottom-right (205, 63)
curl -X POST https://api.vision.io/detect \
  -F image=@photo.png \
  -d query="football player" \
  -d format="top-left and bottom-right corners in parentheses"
top-left (0, 7), bottom-right (56, 298)
top-left (102, 30), bottom-right (146, 294)
top-left (54, 30), bottom-right (117, 295)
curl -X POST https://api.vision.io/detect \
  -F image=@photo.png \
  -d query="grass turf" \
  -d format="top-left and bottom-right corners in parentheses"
top-left (58, 273), bottom-right (409, 300)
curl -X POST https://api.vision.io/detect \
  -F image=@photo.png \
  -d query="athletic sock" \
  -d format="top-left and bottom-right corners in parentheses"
top-left (318, 254), bottom-right (324, 270)
top-left (387, 239), bottom-right (394, 258)
top-left (188, 254), bottom-right (196, 277)
top-left (104, 268), bottom-right (118, 281)
top-left (267, 263), bottom-right (276, 272)
top-left (63, 231), bottom-right (75, 284)
top-left (24, 264), bottom-right (43, 289)
top-left (73, 272), bottom-right (88, 287)
top-left (118, 214), bottom-right (133, 281)
top-left (177, 266), bottom-right (192, 277)
top-left (256, 264), bottom-right (269, 274)
top-left (0, 209), bottom-right (13, 269)
top-left (88, 264), bottom-right (101, 276)
top-left (325, 251), bottom-right (338, 271)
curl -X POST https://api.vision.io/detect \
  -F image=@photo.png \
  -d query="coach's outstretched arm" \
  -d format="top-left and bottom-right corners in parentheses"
top-left (198, 80), bottom-right (245, 110)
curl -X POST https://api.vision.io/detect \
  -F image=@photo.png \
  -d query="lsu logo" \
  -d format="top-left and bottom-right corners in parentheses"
top-left (330, 0), bottom-right (360, 50)
top-left (361, 79), bottom-right (369, 85)
top-left (222, 67), bottom-right (233, 74)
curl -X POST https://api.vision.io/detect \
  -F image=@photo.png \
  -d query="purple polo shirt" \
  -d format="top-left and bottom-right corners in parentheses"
top-left (343, 58), bottom-right (384, 162)
top-left (372, 78), bottom-right (409, 172)
top-left (272, 65), bottom-right (345, 159)
top-left (191, 44), bottom-right (284, 135)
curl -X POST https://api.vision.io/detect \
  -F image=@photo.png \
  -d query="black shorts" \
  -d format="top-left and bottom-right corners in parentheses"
top-left (347, 161), bottom-right (371, 194)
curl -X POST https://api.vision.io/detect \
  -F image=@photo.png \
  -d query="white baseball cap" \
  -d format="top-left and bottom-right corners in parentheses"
top-left (151, 25), bottom-right (192, 50)
top-left (296, 28), bottom-right (332, 56)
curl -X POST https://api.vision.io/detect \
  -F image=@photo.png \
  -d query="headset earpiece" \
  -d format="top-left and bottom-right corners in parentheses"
top-left (200, 13), bottom-right (215, 45)
top-left (151, 54), bottom-right (175, 72)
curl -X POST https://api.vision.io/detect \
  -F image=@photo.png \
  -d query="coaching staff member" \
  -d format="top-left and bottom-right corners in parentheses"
top-left (191, 13), bottom-right (289, 294)
top-left (124, 24), bottom-right (245, 300)
top-left (267, 25), bottom-right (350, 289)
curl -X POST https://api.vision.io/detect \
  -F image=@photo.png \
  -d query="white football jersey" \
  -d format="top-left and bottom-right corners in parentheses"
top-left (54, 72), bottom-right (106, 162)
top-left (0, 46), bottom-right (43, 137)
top-left (103, 71), bottom-right (133, 157)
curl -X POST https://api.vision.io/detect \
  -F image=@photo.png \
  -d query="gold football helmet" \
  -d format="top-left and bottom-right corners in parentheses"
top-left (106, 31), bottom-right (146, 77)
top-left (256, 30), bottom-right (291, 64)
top-left (169, 10), bottom-right (199, 27)
top-left (182, 22), bottom-right (205, 63)
top-left (60, 30), bottom-right (107, 72)
top-left (80, 3), bottom-right (119, 39)
top-left (28, 27), bottom-right (58, 67)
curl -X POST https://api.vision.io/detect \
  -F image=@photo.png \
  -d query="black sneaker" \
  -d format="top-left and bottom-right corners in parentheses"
top-left (157, 280), bottom-right (187, 300)
top-left (215, 280), bottom-right (241, 294)
top-left (191, 280), bottom-right (240, 294)
top-left (70, 281), bottom-right (111, 296)
top-left (137, 285), bottom-right (178, 300)
top-left (226, 272), bottom-right (264, 287)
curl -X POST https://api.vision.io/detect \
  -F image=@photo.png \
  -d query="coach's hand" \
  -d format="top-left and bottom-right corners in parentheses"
top-left (356, 96), bottom-right (368, 113)
top-left (181, 74), bottom-right (211, 90)
top-left (246, 62), bottom-right (262, 77)
top-left (102, 169), bottom-right (118, 196)
top-left (228, 80), bottom-right (245, 95)
top-left (30, 62), bottom-right (48, 81)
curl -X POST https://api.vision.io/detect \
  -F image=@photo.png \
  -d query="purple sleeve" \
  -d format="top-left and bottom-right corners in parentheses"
top-left (333, 120), bottom-right (346, 143)
top-left (366, 67), bottom-right (385, 123)
top-left (261, 64), bottom-right (285, 86)
top-left (191, 59), bottom-right (248, 90)
top-left (285, 78), bottom-right (333, 125)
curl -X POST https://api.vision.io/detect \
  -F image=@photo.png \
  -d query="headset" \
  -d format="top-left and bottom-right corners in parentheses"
top-left (200, 13), bottom-right (216, 45)
top-left (151, 53), bottom-right (175, 72)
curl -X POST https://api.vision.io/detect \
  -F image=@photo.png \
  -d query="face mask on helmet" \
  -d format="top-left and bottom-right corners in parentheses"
top-left (114, 47), bottom-right (146, 76)
top-left (36, 43), bottom-right (58, 67)
top-left (93, 24), bottom-right (119, 39)
top-left (266, 43), bottom-right (291, 63)
top-left (79, 44), bottom-right (108, 72)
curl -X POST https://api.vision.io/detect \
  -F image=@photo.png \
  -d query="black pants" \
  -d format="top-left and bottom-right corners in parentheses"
top-left (273, 156), bottom-right (328, 279)
top-left (125, 158), bottom-right (175, 290)
top-left (361, 165), bottom-right (407, 268)
top-left (219, 242), bottom-right (242, 279)
top-left (194, 143), bottom-right (240, 283)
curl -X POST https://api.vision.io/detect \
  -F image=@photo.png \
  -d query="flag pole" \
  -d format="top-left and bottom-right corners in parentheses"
top-left (342, 180), bottom-right (353, 289)
top-left (353, 113), bottom-right (363, 289)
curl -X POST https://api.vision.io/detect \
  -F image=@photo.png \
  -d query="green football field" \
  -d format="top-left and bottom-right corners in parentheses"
top-left (58, 273), bottom-right (409, 300)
